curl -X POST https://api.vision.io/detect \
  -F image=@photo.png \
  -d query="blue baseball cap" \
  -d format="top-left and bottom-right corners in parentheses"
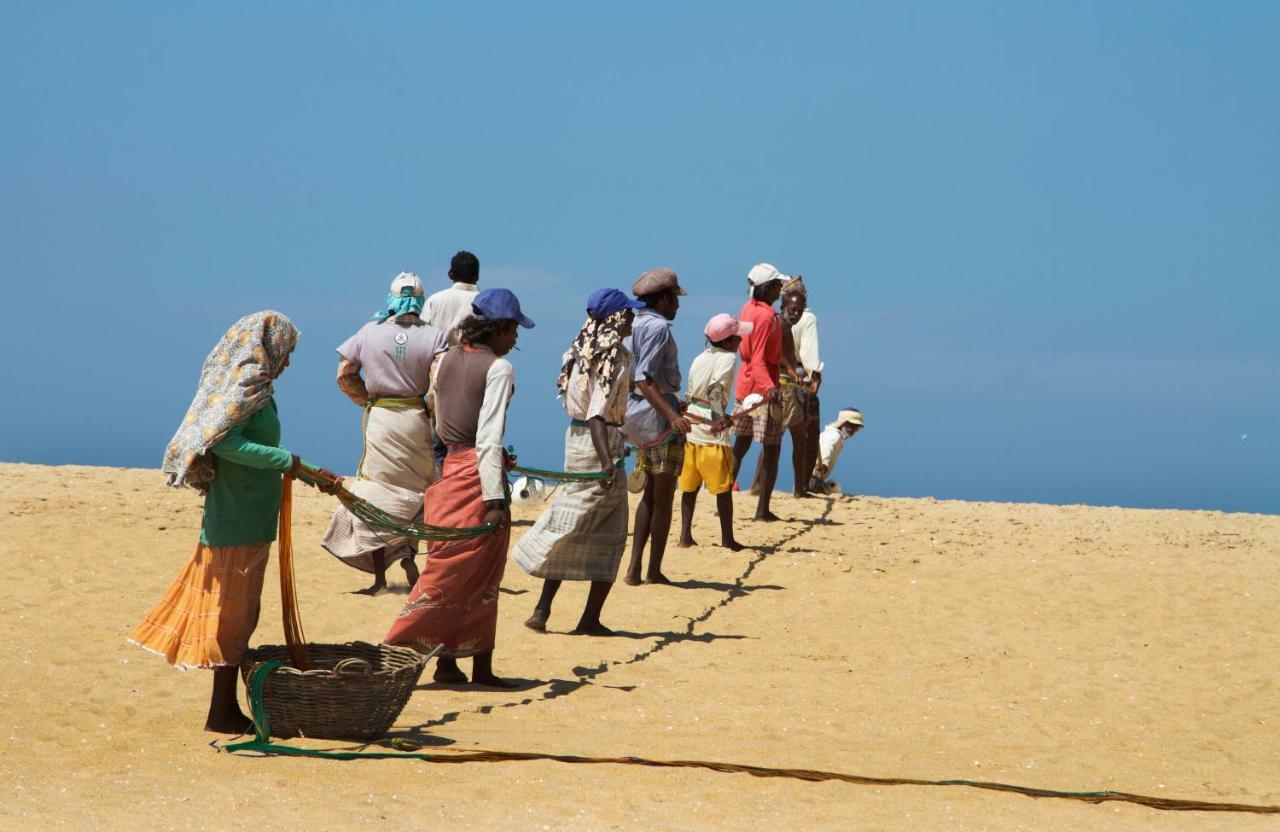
top-left (586, 288), bottom-right (645, 320)
top-left (471, 288), bottom-right (535, 328)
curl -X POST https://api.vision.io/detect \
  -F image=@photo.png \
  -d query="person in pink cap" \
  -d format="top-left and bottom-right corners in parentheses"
top-left (676, 313), bottom-right (754, 552)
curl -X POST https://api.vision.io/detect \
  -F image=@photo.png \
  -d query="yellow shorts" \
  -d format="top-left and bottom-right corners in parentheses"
top-left (678, 443), bottom-right (734, 495)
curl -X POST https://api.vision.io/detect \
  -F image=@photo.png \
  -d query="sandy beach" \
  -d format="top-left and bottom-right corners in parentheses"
top-left (2, 461), bottom-right (1278, 830)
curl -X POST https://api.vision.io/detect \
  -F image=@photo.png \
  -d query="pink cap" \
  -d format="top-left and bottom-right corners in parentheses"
top-left (704, 313), bottom-right (755, 342)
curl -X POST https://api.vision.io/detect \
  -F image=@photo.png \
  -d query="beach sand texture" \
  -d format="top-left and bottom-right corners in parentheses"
top-left (2, 462), bottom-right (1278, 831)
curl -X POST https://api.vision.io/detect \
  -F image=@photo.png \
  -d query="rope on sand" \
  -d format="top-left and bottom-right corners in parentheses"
top-left (224, 663), bottom-right (1280, 815)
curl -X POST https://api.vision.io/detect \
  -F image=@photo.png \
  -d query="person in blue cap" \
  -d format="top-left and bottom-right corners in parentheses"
top-left (513, 288), bottom-right (644, 636)
top-left (385, 288), bottom-right (534, 687)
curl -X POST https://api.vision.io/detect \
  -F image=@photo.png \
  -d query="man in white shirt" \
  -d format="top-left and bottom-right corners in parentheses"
top-left (783, 277), bottom-right (823, 495)
top-left (810, 409), bottom-right (863, 494)
top-left (422, 250), bottom-right (482, 342)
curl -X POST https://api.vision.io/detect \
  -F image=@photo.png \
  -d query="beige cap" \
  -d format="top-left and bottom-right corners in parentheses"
top-left (632, 267), bottom-right (687, 297)
top-left (836, 409), bottom-right (863, 428)
top-left (390, 271), bottom-right (424, 297)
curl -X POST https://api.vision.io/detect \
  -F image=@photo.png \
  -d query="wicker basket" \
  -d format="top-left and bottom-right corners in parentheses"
top-left (239, 641), bottom-right (429, 741)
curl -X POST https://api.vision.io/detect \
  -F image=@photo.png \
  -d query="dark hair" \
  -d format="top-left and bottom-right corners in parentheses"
top-left (449, 251), bottom-right (480, 284)
top-left (638, 288), bottom-right (675, 308)
top-left (709, 336), bottom-right (739, 350)
top-left (751, 282), bottom-right (777, 302)
top-left (456, 314), bottom-right (514, 346)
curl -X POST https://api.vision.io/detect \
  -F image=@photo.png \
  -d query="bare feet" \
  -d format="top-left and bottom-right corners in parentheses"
top-left (401, 556), bottom-right (420, 586)
top-left (471, 672), bottom-right (519, 689)
top-left (753, 511), bottom-right (782, 522)
top-left (524, 612), bottom-right (548, 633)
top-left (204, 711), bottom-right (253, 735)
top-left (433, 657), bottom-right (468, 685)
top-left (623, 571), bottom-right (643, 586)
top-left (676, 537), bottom-right (697, 549)
top-left (354, 580), bottom-right (387, 596)
top-left (793, 490), bottom-right (815, 499)
top-left (719, 539), bottom-right (746, 552)
top-left (643, 572), bottom-right (673, 585)
top-left (570, 621), bottom-right (615, 636)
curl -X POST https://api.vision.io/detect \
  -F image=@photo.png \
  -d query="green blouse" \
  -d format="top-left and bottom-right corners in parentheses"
top-left (200, 398), bottom-right (294, 547)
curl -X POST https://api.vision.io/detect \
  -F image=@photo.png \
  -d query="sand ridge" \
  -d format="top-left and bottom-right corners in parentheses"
top-left (1, 462), bottom-right (1278, 830)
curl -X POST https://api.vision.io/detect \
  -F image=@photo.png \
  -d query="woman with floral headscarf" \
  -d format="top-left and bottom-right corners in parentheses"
top-left (130, 310), bottom-right (328, 733)
top-left (512, 288), bottom-right (642, 636)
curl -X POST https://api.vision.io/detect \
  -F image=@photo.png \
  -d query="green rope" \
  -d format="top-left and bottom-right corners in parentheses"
top-left (508, 444), bottom-right (626, 484)
top-left (293, 463), bottom-right (497, 542)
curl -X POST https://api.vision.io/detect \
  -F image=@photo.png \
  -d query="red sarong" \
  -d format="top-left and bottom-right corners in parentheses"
top-left (384, 447), bottom-right (508, 658)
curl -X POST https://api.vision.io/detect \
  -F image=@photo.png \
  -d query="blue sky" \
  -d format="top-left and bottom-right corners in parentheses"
top-left (1, 2), bottom-right (1275, 513)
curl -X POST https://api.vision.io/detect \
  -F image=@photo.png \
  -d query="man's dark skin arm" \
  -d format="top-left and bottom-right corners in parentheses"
top-left (588, 416), bottom-right (618, 490)
top-left (635, 378), bottom-right (691, 435)
top-left (780, 322), bottom-right (801, 382)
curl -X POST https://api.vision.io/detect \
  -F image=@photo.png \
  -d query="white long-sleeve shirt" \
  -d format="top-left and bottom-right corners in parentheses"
top-left (791, 308), bottom-right (823, 374)
top-left (815, 424), bottom-right (848, 480)
top-left (475, 359), bottom-right (514, 501)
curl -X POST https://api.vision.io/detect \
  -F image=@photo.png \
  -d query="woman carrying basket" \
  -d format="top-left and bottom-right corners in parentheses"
top-left (384, 289), bottom-right (534, 687)
top-left (130, 311), bottom-right (334, 734)
top-left (512, 288), bottom-right (642, 636)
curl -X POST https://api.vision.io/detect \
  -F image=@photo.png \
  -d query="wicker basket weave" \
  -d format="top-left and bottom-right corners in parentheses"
top-left (239, 641), bottom-right (428, 741)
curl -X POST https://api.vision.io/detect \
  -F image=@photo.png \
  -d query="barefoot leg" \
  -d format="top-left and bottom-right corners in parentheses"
top-left (644, 471), bottom-right (677, 584)
top-left (731, 434), bottom-right (752, 483)
top-left (526, 580), bottom-right (559, 632)
top-left (400, 552), bottom-right (419, 587)
top-left (677, 490), bottom-right (698, 548)
top-left (790, 424), bottom-right (812, 497)
top-left (626, 475), bottom-right (655, 585)
top-left (471, 649), bottom-right (517, 689)
top-left (205, 666), bottom-right (252, 734)
top-left (754, 443), bottom-right (782, 521)
top-left (716, 491), bottom-right (744, 550)
top-left (571, 581), bottom-right (615, 634)
top-left (355, 548), bottom-right (388, 596)
top-left (433, 656), bottom-right (468, 684)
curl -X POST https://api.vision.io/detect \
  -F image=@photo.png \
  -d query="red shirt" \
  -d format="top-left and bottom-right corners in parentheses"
top-left (735, 298), bottom-right (781, 400)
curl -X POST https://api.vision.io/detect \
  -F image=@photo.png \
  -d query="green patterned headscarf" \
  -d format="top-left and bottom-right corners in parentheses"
top-left (161, 310), bottom-right (299, 493)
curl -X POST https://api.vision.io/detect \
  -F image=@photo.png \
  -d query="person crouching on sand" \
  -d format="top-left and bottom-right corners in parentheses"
top-left (513, 288), bottom-right (644, 635)
top-left (677, 313), bottom-right (754, 552)
top-left (384, 288), bottom-right (533, 688)
top-left (323, 272), bottom-right (448, 595)
top-left (130, 311), bottom-right (336, 734)
top-left (809, 408), bottom-right (864, 494)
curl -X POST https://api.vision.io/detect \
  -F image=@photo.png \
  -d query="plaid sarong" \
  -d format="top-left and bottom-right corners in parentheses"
top-left (635, 432), bottom-right (686, 476)
top-left (511, 424), bottom-right (628, 581)
top-left (734, 398), bottom-right (786, 446)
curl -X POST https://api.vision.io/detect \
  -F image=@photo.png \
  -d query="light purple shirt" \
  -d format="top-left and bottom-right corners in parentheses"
top-left (337, 317), bottom-right (447, 399)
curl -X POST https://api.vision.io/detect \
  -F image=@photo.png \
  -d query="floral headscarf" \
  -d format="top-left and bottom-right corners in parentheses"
top-left (161, 310), bottom-right (300, 493)
top-left (556, 309), bottom-right (630, 401)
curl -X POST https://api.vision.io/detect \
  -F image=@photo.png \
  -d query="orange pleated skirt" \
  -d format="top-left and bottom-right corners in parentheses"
top-left (129, 542), bottom-right (270, 669)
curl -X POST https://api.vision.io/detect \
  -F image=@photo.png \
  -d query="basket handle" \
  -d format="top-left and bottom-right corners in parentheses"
top-left (332, 657), bottom-right (373, 676)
